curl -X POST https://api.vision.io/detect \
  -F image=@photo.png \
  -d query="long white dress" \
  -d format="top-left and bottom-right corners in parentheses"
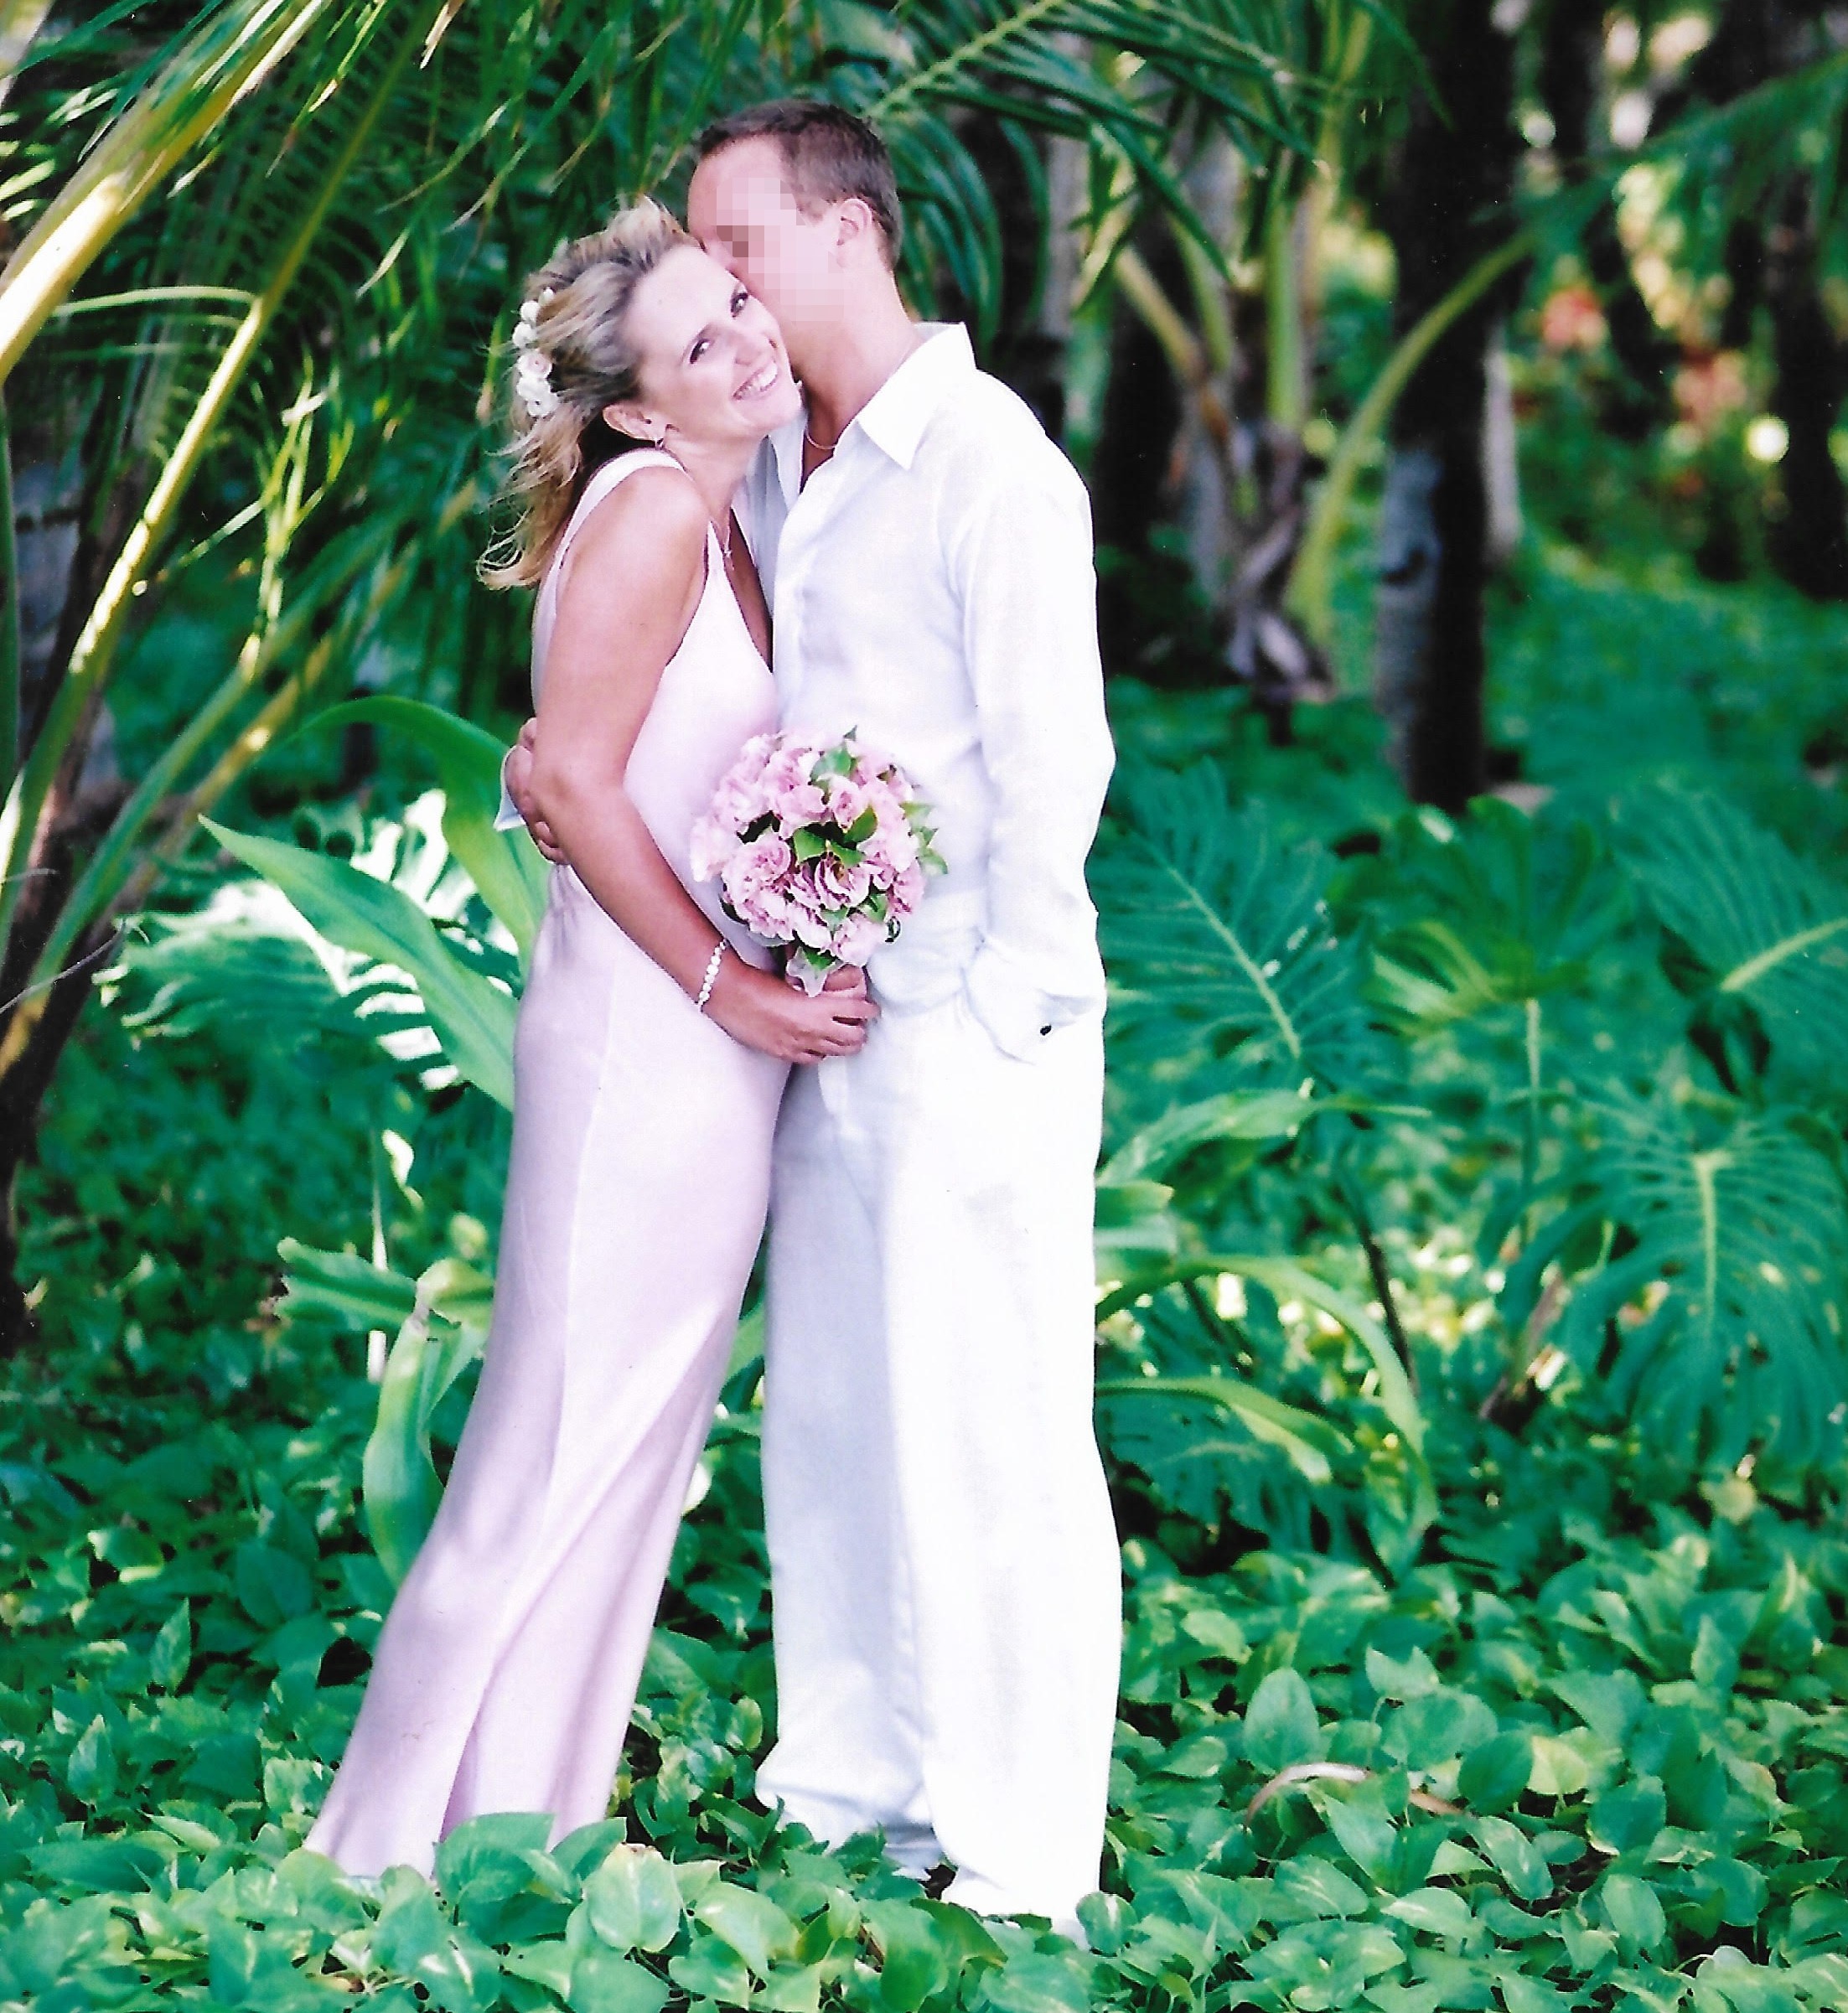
top-left (307, 449), bottom-right (786, 1875)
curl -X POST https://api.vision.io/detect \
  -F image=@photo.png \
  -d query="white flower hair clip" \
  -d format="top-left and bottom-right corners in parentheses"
top-left (513, 287), bottom-right (558, 418)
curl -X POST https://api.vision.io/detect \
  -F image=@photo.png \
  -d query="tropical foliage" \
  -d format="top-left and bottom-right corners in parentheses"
top-left (4, 0), bottom-right (1848, 2007)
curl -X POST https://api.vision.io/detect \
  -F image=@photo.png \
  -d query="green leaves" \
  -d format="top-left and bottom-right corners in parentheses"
top-left (1618, 786), bottom-right (1848, 1084)
top-left (582, 1847), bottom-right (683, 1954)
top-left (201, 816), bottom-right (516, 1109)
top-left (1096, 764), bottom-right (1379, 1094)
top-left (1242, 1667), bottom-right (1325, 1772)
top-left (362, 1256), bottom-right (494, 1584)
top-left (303, 698), bottom-right (548, 965)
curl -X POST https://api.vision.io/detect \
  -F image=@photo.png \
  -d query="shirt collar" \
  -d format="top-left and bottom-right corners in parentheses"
top-left (853, 323), bottom-right (971, 468)
top-left (775, 323), bottom-right (973, 499)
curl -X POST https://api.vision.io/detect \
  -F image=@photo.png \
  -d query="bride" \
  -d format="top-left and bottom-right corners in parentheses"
top-left (307, 199), bottom-right (876, 1875)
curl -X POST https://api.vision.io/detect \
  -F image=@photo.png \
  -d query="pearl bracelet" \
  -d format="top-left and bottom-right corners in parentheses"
top-left (694, 942), bottom-right (725, 1013)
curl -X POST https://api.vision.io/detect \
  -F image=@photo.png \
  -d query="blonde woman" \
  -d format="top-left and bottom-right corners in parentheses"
top-left (306, 201), bottom-right (876, 1876)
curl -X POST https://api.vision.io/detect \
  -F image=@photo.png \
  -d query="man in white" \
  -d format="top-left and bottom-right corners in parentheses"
top-left (520, 101), bottom-right (1121, 1929)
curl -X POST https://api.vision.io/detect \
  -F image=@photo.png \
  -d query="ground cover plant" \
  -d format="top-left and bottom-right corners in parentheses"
top-left (6, 525), bottom-right (1848, 2010)
top-left (8, 1), bottom-right (1848, 2005)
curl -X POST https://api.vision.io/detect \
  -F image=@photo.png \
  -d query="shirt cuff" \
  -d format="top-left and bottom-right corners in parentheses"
top-left (963, 942), bottom-right (1100, 1062)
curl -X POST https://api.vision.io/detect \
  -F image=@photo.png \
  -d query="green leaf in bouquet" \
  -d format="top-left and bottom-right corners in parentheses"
top-left (791, 828), bottom-right (826, 862)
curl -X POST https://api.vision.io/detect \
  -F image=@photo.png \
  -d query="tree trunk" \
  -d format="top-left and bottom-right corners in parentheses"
top-left (1373, 0), bottom-right (1519, 810)
top-left (1764, 189), bottom-right (1848, 599)
top-left (1537, 0), bottom-right (1678, 435)
top-left (1683, 0), bottom-right (1848, 601)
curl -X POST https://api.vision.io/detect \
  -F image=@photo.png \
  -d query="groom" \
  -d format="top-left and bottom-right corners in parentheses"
top-left (519, 101), bottom-right (1121, 1930)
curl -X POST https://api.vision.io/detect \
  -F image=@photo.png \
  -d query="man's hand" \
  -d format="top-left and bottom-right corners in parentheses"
top-left (507, 718), bottom-right (567, 864)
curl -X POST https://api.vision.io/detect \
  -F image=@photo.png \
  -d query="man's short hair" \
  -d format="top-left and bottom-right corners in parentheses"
top-left (695, 99), bottom-right (902, 267)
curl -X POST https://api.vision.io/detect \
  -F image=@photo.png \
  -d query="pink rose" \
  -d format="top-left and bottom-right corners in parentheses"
top-left (888, 862), bottom-right (926, 917)
top-left (814, 852), bottom-right (872, 910)
top-left (690, 814), bottom-right (739, 883)
top-left (826, 776), bottom-right (872, 832)
top-left (832, 911), bottom-right (884, 966)
top-left (722, 833), bottom-right (794, 918)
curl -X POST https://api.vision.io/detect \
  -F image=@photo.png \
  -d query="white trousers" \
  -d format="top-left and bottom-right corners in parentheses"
top-left (755, 992), bottom-right (1122, 1929)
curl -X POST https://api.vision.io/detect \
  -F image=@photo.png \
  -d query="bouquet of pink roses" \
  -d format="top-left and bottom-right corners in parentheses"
top-left (691, 730), bottom-right (945, 993)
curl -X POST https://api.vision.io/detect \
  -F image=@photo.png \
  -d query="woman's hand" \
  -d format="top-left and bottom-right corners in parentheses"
top-left (707, 956), bottom-right (879, 1062)
top-left (507, 719), bottom-right (568, 865)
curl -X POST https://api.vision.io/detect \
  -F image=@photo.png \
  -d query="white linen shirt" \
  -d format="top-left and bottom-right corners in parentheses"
top-left (741, 323), bottom-right (1115, 1060)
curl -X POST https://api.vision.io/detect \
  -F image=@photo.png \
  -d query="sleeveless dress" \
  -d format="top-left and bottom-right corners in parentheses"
top-left (307, 450), bottom-right (787, 1875)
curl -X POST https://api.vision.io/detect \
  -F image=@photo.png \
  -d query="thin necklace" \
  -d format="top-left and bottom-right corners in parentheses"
top-left (804, 424), bottom-right (839, 458)
top-left (715, 512), bottom-right (734, 561)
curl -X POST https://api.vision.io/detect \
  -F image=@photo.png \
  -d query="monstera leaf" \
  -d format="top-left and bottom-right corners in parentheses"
top-left (1359, 799), bottom-right (1629, 1033)
top-left (1546, 1091), bottom-right (1848, 1470)
top-left (1095, 763), bottom-right (1380, 1095)
top-left (1616, 787), bottom-right (1848, 1087)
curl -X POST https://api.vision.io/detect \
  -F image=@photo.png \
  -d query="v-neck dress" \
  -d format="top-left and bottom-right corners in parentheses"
top-left (307, 449), bottom-right (787, 1875)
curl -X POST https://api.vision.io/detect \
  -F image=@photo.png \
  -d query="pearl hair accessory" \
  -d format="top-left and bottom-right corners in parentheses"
top-left (512, 288), bottom-right (558, 418)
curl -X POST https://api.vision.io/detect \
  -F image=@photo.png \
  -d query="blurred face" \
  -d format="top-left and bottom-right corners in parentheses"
top-left (608, 241), bottom-right (800, 449)
top-left (687, 137), bottom-right (842, 353)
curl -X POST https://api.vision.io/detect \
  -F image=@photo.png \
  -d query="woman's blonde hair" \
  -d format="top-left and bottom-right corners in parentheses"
top-left (482, 199), bottom-right (690, 590)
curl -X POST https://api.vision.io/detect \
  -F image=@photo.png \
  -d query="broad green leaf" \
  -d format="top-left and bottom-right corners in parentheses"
top-left (1095, 1372), bottom-right (1349, 1483)
top-left (65, 1716), bottom-right (116, 1809)
top-left (863, 1898), bottom-right (956, 2010)
top-left (149, 1598), bottom-right (192, 1691)
top-left (1367, 1646), bottom-right (1441, 1700)
top-left (1586, 1779), bottom-right (1675, 1851)
top-left (306, 697), bottom-right (549, 964)
top-left (1241, 1666), bottom-right (1325, 1772)
top-left (1384, 1688), bottom-right (1498, 1768)
top-left (1385, 1889), bottom-right (1476, 1941)
top-left (568, 1946), bottom-right (670, 2013)
top-left (1458, 1731), bottom-right (1533, 1814)
top-left (232, 1540), bottom-right (313, 1626)
top-left (275, 1239), bottom-right (417, 1333)
top-left (691, 1883), bottom-right (798, 1977)
top-left (1601, 1873), bottom-right (1668, 1953)
top-left (202, 817), bottom-right (515, 1108)
top-left (1474, 1819), bottom-right (1553, 1902)
top-left (583, 1846), bottom-right (683, 1955)
top-left (1099, 1087), bottom-right (1313, 1185)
